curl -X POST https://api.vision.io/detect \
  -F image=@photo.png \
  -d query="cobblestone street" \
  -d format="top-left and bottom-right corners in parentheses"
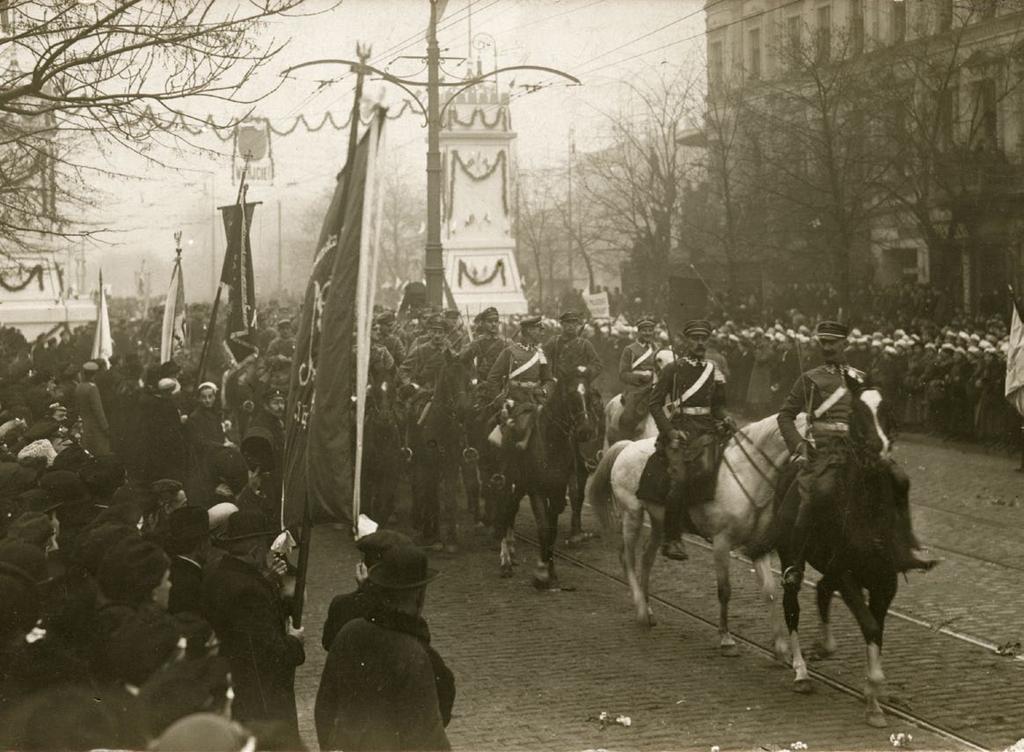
top-left (296, 434), bottom-right (1024, 751)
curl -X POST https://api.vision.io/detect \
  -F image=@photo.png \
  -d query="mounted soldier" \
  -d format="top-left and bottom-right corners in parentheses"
top-left (398, 314), bottom-right (450, 416)
top-left (616, 315), bottom-right (659, 437)
top-left (374, 310), bottom-right (406, 374)
top-left (543, 311), bottom-right (603, 416)
top-left (443, 309), bottom-right (470, 351)
top-left (457, 306), bottom-right (508, 526)
top-left (777, 320), bottom-right (935, 587)
top-left (484, 315), bottom-right (554, 451)
top-left (643, 319), bottom-right (736, 561)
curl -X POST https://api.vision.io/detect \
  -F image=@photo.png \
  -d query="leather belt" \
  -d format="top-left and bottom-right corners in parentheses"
top-left (679, 406), bottom-right (711, 415)
top-left (812, 421), bottom-right (849, 434)
top-left (510, 380), bottom-right (539, 388)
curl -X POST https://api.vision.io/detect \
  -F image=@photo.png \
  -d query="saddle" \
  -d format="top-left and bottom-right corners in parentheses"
top-left (636, 431), bottom-right (725, 506)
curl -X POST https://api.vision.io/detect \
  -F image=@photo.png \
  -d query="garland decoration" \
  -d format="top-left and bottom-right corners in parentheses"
top-left (458, 259), bottom-right (507, 287)
top-left (446, 149), bottom-right (508, 222)
top-left (0, 264), bottom-right (45, 293)
top-left (448, 106), bottom-right (507, 130)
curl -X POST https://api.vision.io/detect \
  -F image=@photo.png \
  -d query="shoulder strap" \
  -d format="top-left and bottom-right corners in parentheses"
top-left (509, 349), bottom-right (542, 380)
top-left (630, 346), bottom-right (654, 370)
top-left (813, 384), bottom-right (848, 418)
top-left (672, 361), bottom-right (714, 406)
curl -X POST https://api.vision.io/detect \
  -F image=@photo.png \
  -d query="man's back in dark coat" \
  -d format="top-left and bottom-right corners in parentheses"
top-left (168, 555), bottom-right (204, 615)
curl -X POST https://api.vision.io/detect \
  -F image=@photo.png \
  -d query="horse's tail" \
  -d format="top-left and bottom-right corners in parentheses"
top-left (585, 440), bottom-right (630, 531)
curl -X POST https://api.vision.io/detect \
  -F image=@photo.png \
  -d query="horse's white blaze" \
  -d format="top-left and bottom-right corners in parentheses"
top-left (859, 389), bottom-right (891, 457)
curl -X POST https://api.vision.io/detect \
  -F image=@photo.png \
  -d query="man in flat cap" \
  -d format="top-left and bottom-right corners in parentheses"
top-left (616, 315), bottom-right (659, 439)
top-left (647, 319), bottom-right (735, 561)
top-left (543, 310), bottom-right (603, 401)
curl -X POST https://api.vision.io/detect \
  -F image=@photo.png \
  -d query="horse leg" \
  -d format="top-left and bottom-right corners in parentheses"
top-left (712, 532), bottom-right (739, 657)
top-left (461, 449), bottom-right (482, 525)
top-left (442, 456), bottom-right (460, 552)
top-left (815, 575), bottom-right (838, 659)
top-left (620, 506), bottom-right (648, 625)
top-left (753, 555), bottom-right (789, 663)
top-left (568, 449), bottom-right (587, 545)
top-left (545, 495), bottom-right (563, 589)
top-left (640, 504), bottom-right (664, 627)
top-left (529, 492), bottom-right (553, 589)
top-left (836, 571), bottom-right (894, 728)
top-left (782, 573), bottom-right (811, 693)
top-left (495, 481), bottom-right (517, 577)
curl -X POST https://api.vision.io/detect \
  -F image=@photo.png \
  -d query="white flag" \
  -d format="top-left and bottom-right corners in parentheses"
top-left (91, 270), bottom-right (113, 365)
top-left (1005, 302), bottom-right (1024, 416)
top-left (160, 254), bottom-right (188, 363)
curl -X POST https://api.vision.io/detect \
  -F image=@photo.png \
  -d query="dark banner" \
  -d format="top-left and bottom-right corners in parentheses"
top-left (281, 110), bottom-right (383, 530)
top-left (219, 202), bottom-right (258, 363)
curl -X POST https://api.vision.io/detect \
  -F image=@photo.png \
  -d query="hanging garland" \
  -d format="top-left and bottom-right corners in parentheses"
top-left (0, 264), bottom-right (45, 293)
top-left (448, 106), bottom-right (507, 130)
top-left (137, 100), bottom-right (412, 140)
top-left (458, 258), bottom-right (507, 288)
top-left (446, 149), bottom-right (508, 222)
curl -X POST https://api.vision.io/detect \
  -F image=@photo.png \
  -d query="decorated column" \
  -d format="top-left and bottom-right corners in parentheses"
top-left (440, 73), bottom-right (528, 315)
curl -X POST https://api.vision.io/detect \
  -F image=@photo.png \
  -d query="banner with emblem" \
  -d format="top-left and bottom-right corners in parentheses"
top-left (583, 289), bottom-right (610, 319)
top-left (281, 107), bottom-right (386, 530)
top-left (218, 195), bottom-right (258, 363)
top-left (232, 118), bottom-right (274, 185)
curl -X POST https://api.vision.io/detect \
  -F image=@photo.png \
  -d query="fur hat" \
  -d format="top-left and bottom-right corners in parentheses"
top-left (17, 440), bottom-right (56, 468)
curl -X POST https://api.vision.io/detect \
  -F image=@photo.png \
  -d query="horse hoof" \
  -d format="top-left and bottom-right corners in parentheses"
top-left (774, 646), bottom-right (792, 665)
top-left (793, 679), bottom-right (813, 694)
top-left (638, 611), bottom-right (656, 628)
top-left (865, 710), bottom-right (888, 728)
top-left (813, 640), bottom-right (837, 660)
top-left (720, 642), bottom-right (740, 658)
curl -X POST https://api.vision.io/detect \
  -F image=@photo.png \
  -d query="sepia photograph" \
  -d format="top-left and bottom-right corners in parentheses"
top-left (0, 1), bottom-right (1022, 750)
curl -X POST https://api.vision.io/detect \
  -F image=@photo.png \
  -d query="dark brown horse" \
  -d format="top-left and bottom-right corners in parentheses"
top-left (494, 368), bottom-right (599, 588)
top-left (406, 352), bottom-right (474, 551)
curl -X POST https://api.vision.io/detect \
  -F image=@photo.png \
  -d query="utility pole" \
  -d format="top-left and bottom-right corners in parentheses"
top-left (283, 1), bottom-right (580, 311)
top-left (567, 127), bottom-right (574, 293)
top-left (424, 0), bottom-right (444, 309)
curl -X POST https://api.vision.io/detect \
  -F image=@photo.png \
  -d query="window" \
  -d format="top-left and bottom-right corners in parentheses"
top-left (786, 15), bottom-right (802, 70)
top-left (748, 27), bottom-right (762, 79)
top-left (851, 0), bottom-right (865, 54)
top-left (937, 0), bottom-right (953, 32)
top-left (709, 40), bottom-right (724, 89)
top-left (892, 1), bottom-right (907, 43)
top-left (816, 5), bottom-right (832, 62)
top-left (970, 78), bottom-right (997, 151)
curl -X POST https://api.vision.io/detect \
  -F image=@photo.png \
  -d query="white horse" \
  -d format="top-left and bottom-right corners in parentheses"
top-left (585, 411), bottom-right (805, 659)
top-left (603, 348), bottom-right (676, 448)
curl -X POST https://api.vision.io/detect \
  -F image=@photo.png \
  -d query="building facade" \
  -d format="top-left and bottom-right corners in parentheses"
top-left (703, 0), bottom-right (1024, 315)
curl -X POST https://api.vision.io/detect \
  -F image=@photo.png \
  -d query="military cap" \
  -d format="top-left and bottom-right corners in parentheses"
top-left (634, 315), bottom-right (657, 328)
top-left (682, 319), bottom-right (713, 337)
top-left (478, 306), bottom-right (499, 321)
top-left (375, 310), bottom-right (396, 326)
top-left (519, 315), bottom-right (543, 329)
top-left (444, 309), bottom-right (461, 319)
top-left (814, 320), bottom-right (849, 340)
top-left (559, 311), bottom-right (582, 324)
top-left (262, 387), bottom-right (286, 402)
top-left (426, 315), bottom-right (446, 331)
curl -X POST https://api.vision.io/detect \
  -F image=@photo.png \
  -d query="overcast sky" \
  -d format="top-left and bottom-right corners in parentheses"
top-left (81, 0), bottom-right (705, 301)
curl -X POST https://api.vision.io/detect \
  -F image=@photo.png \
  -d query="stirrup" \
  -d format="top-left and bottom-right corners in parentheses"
top-left (782, 566), bottom-right (804, 587)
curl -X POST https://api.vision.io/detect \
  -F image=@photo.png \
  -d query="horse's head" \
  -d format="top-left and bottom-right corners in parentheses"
top-left (560, 366), bottom-right (598, 443)
top-left (654, 348), bottom-right (676, 378)
top-left (851, 387), bottom-right (893, 460)
top-left (434, 350), bottom-right (474, 420)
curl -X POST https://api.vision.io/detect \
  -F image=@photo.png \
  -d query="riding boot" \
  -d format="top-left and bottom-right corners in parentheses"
top-left (784, 498), bottom-right (813, 587)
top-left (661, 482), bottom-right (688, 561)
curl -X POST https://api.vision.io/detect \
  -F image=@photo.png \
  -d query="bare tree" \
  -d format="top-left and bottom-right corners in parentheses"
top-left (874, 1), bottom-right (1024, 310)
top-left (0, 0), bottom-right (330, 254)
top-left (379, 162), bottom-right (424, 287)
top-left (575, 69), bottom-right (703, 309)
top-left (515, 170), bottom-right (561, 310)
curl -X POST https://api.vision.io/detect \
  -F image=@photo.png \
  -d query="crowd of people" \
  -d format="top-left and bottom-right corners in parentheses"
top-left (0, 315), bottom-right (455, 750)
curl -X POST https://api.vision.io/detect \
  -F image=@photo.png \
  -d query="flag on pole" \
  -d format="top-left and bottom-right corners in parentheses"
top-left (91, 270), bottom-right (113, 364)
top-left (282, 107), bottom-right (387, 530)
top-left (218, 193), bottom-right (259, 363)
top-left (160, 251), bottom-right (188, 363)
top-left (1005, 297), bottom-right (1024, 416)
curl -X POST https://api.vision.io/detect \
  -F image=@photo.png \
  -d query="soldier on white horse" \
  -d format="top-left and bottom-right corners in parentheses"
top-left (615, 315), bottom-right (659, 438)
top-left (640, 319), bottom-right (737, 560)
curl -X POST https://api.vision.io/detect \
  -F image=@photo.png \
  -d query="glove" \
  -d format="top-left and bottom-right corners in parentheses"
top-left (721, 416), bottom-right (738, 434)
top-left (792, 442), bottom-right (809, 465)
top-left (397, 383), bottom-right (418, 400)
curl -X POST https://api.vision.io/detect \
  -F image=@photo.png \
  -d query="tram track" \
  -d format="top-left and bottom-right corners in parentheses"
top-left (515, 529), bottom-right (992, 752)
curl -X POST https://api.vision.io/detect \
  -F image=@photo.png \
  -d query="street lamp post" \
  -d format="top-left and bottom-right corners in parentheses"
top-left (283, 0), bottom-right (580, 310)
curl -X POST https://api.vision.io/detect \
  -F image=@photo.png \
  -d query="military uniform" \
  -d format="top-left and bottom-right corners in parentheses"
top-left (544, 312), bottom-right (603, 426)
top-left (644, 320), bottom-right (732, 560)
top-left (486, 318), bottom-right (554, 445)
top-left (398, 339), bottom-right (449, 408)
top-left (617, 316), bottom-right (659, 435)
top-left (778, 321), bottom-right (885, 584)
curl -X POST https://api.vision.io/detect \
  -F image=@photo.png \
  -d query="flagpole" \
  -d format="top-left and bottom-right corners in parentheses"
top-left (291, 48), bottom-right (371, 628)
